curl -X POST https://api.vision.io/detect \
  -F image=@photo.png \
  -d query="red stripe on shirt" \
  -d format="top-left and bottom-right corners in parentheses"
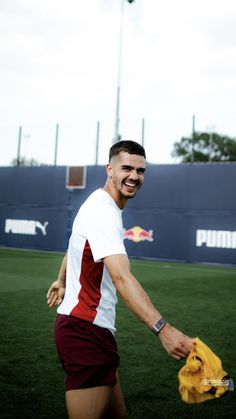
top-left (70, 240), bottom-right (104, 322)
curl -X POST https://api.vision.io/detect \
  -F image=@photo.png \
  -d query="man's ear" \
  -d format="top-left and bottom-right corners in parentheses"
top-left (106, 163), bottom-right (112, 178)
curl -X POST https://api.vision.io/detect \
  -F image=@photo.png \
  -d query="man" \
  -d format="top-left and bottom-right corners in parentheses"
top-left (47, 140), bottom-right (194, 419)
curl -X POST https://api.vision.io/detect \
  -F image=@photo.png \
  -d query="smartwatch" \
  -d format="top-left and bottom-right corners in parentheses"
top-left (152, 318), bottom-right (167, 335)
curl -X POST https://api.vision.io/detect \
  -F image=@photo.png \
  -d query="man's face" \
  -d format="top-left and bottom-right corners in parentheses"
top-left (106, 152), bottom-right (146, 202)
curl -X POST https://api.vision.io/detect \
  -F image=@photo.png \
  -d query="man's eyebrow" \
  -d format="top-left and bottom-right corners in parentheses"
top-left (121, 165), bottom-right (146, 172)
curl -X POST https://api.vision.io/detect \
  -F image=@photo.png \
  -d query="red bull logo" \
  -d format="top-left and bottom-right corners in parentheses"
top-left (123, 226), bottom-right (154, 243)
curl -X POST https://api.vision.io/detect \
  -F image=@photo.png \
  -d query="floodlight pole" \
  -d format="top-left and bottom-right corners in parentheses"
top-left (191, 114), bottom-right (195, 163)
top-left (113, 0), bottom-right (135, 144)
top-left (95, 121), bottom-right (100, 165)
top-left (17, 126), bottom-right (22, 166)
top-left (141, 117), bottom-right (145, 147)
top-left (113, 0), bottom-right (125, 144)
top-left (54, 123), bottom-right (59, 166)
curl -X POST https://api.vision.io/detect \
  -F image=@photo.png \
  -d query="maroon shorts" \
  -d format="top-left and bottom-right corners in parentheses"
top-left (55, 315), bottom-right (120, 391)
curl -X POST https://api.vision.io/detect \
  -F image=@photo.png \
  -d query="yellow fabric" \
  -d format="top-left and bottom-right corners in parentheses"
top-left (178, 337), bottom-right (229, 404)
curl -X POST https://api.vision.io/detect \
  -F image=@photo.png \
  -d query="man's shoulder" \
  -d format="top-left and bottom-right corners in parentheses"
top-left (79, 189), bottom-right (107, 214)
top-left (80, 189), bottom-right (120, 220)
top-left (84, 189), bottom-right (114, 207)
top-left (84, 189), bottom-right (105, 205)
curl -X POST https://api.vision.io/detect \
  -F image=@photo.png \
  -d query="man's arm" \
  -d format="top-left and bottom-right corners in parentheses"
top-left (104, 254), bottom-right (194, 360)
top-left (47, 254), bottom-right (67, 307)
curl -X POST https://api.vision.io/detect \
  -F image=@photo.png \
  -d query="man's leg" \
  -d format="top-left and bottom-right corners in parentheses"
top-left (104, 372), bottom-right (126, 419)
top-left (66, 373), bottom-right (126, 419)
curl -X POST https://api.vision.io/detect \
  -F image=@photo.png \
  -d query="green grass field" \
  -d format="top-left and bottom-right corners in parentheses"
top-left (0, 247), bottom-right (235, 419)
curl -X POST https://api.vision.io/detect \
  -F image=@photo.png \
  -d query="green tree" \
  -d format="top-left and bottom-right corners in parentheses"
top-left (11, 156), bottom-right (41, 166)
top-left (172, 132), bottom-right (236, 162)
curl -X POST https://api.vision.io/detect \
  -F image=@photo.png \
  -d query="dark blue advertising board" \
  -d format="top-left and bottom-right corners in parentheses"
top-left (0, 164), bottom-right (235, 265)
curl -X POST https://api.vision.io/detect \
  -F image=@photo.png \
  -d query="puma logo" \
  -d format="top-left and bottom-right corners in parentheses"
top-left (5, 219), bottom-right (49, 236)
top-left (35, 221), bottom-right (49, 236)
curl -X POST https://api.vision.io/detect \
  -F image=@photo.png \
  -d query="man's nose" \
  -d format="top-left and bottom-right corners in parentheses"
top-left (129, 170), bottom-right (139, 180)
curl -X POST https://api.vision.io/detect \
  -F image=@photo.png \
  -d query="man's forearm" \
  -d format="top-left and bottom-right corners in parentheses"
top-left (104, 254), bottom-right (194, 360)
top-left (114, 271), bottom-right (162, 329)
top-left (104, 255), bottom-right (162, 330)
top-left (57, 254), bottom-right (67, 286)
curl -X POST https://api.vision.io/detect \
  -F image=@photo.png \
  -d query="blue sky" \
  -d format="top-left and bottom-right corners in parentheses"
top-left (0, 0), bottom-right (236, 166)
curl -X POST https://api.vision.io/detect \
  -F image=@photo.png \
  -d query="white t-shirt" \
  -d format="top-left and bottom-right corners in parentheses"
top-left (57, 189), bottom-right (127, 333)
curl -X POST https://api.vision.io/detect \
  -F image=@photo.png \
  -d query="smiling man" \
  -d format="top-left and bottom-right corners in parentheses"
top-left (104, 141), bottom-right (145, 206)
top-left (47, 140), bottom-right (194, 419)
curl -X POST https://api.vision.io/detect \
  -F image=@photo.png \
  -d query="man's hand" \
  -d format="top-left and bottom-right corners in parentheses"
top-left (158, 323), bottom-right (195, 360)
top-left (47, 280), bottom-right (65, 308)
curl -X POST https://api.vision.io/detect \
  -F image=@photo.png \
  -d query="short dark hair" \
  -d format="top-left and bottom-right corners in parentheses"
top-left (109, 140), bottom-right (146, 161)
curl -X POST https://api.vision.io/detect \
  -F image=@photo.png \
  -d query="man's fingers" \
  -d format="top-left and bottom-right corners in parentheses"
top-left (175, 338), bottom-right (195, 359)
top-left (47, 291), bottom-right (54, 304)
top-left (170, 348), bottom-right (186, 360)
top-left (182, 336), bottom-right (195, 352)
top-left (175, 349), bottom-right (188, 359)
top-left (47, 294), bottom-right (63, 308)
top-left (46, 288), bottom-right (52, 299)
top-left (173, 354), bottom-right (182, 361)
top-left (171, 339), bottom-right (194, 360)
top-left (47, 291), bottom-right (59, 307)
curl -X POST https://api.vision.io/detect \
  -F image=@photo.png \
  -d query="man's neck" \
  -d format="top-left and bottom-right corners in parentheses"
top-left (103, 181), bottom-right (127, 210)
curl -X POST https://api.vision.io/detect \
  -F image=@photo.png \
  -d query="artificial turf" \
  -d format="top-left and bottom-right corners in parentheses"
top-left (0, 248), bottom-right (235, 418)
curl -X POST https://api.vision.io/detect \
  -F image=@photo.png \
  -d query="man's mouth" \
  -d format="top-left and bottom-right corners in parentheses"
top-left (123, 181), bottom-right (138, 191)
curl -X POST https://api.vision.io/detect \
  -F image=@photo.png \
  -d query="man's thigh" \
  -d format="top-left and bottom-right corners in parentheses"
top-left (66, 373), bottom-right (126, 419)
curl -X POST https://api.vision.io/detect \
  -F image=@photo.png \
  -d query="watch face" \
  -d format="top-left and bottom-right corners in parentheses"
top-left (157, 319), bottom-right (164, 330)
top-left (152, 318), bottom-right (166, 334)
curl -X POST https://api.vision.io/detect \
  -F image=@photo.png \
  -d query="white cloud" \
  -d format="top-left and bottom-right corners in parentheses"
top-left (0, 0), bottom-right (236, 166)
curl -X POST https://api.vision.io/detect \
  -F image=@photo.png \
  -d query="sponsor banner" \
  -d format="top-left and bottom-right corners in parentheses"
top-left (1, 210), bottom-right (68, 251)
top-left (196, 229), bottom-right (236, 249)
top-left (123, 226), bottom-right (154, 243)
top-left (5, 219), bottom-right (49, 236)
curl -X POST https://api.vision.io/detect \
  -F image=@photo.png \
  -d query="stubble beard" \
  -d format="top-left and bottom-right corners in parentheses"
top-left (120, 180), bottom-right (142, 200)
